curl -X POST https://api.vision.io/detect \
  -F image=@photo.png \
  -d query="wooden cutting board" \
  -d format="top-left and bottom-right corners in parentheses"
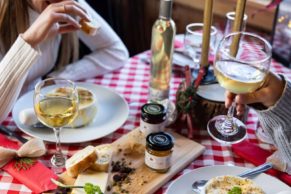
top-left (108, 128), bottom-right (205, 194)
top-left (59, 128), bottom-right (205, 194)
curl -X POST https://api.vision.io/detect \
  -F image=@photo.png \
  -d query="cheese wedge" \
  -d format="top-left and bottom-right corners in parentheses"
top-left (71, 169), bottom-right (109, 194)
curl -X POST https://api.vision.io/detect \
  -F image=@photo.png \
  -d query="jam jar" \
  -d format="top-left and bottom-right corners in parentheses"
top-left (140, 103), bottom-right (166, 135)
top-left (145, 132), bottom-right (174, 173)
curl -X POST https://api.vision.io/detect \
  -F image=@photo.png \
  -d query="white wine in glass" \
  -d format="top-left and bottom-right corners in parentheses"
top-left (208, 32), bottom-right (271, 144)
top-left (34, 78), bottom-right (78, 169)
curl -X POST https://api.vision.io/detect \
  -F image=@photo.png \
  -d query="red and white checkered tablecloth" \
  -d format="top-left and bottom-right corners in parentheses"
top-left (1, 44), bottom-right (291, 194)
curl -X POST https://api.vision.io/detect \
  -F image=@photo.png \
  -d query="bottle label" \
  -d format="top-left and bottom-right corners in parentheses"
top-left (140, 118), bottom-right (164, 136)
top-left (145, 150), bottom-right (171, 170)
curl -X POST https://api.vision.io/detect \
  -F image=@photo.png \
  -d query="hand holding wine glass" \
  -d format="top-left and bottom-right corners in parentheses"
top-left (225, 72), bottom-right (285, 116)
top-left (34, 78), bottom-right (78, 169)
top-left (207, 32), bottom-right (272, 144)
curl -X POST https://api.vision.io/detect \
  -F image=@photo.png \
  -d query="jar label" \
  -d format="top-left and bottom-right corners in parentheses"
top-left (145, 151), bottom-right (171, 170)
top-left (140, 119), bottom-right (164, 136)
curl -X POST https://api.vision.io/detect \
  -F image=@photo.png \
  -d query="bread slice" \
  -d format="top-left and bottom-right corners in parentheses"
top-left (80, 19), bottom-right (100, 36)
top-left (65, 146), bottom-right (97, 178)
top-left (90, 144), bottom-right (113, 172)
top-left (71, 169), bottom-right (110, 194)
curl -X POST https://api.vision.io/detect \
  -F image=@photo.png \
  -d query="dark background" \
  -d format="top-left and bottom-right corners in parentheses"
top-left (86, 0), bottom-right (149, 56)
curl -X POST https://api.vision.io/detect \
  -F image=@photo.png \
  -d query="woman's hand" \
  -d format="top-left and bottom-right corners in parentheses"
top-left (225, 72), bottom-right (285, 115)
top-left (22, 0), bottom-right (90, 47)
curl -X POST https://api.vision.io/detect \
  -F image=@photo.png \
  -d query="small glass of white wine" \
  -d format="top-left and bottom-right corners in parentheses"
top-left (207, 32), bottom-right (272, 144)
top-left (34, 78), bottom-right (79, 169)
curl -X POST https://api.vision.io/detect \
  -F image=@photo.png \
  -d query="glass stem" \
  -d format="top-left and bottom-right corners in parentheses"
top-left (52, 127), bottom-right (65, 168)
top-left (221, 102), bottom-right (237, 135)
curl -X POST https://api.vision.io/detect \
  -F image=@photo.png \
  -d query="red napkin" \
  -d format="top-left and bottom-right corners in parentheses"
top-left (0, 134), bottom-right (58, 193)
top-left (232, 140), bottom-right (291, 186)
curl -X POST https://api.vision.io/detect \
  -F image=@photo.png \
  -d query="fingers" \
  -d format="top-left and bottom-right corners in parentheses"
top-left (53, 13), bottom-right (81, 28)
top-left (225, 91), bottom-right (235, 108)
top-left (236, 104), bottom-right (245, 116)
top-left (235, 89), bottom-right (267, 105)
top-left (58, 24), bottom-right (79, 34)
top-left (53, 1), bottom-right (90, 21)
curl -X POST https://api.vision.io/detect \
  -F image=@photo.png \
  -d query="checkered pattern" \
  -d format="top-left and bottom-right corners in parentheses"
top-left (1, 42), bottom-right (291, 194)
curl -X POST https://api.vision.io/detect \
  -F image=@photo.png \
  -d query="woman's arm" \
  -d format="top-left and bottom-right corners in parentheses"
top-left (256, 79), bottom-right (291, 163)
top-left (225, 73), bottom-right (291, 162)
top-left (0, 36), bottom-right (39, 123)
top-left (49, 0), bottom-right (129, 80)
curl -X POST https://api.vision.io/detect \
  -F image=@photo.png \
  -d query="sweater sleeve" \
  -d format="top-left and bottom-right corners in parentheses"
top-left (48, 0), bottom-right (129, 80)
top-left (256, 78), bottom-right (291, 163)
top-left (0, 35), bottom-right (39, 123)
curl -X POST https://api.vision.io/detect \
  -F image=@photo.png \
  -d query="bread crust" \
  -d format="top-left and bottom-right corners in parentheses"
top-left (66, 146), bottom-right (98, 178)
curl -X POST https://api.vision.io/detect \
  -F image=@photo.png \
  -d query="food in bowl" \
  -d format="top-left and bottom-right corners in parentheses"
top-left (204, 175), bottom-right (265, 194)
top-left (53, 87), bottom-right (97, 127)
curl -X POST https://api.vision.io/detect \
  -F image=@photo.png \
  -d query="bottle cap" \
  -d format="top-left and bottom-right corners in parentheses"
top-left (146, 132), bottom-right (174, 151)
top-left (159, 0), bottom-right (173, 20)
top-left (141, 103), bottom-right (166, 123)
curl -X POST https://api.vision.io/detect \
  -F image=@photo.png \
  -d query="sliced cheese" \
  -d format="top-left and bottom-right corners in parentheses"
top-left (90, 144), bottom-right (113, 172)
top-left (71, 169), bottom-right (109, 194)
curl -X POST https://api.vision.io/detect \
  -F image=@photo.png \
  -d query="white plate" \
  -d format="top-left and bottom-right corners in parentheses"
top-left (12, 83), bottom-right (129, 143)
top-left (197, 83), bottom-right (225, 102)
top-left (165, 165), bottom-right (290, 194)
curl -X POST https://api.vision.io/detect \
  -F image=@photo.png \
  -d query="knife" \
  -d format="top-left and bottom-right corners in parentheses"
top-left (0, 125), bottom-right (28, 143)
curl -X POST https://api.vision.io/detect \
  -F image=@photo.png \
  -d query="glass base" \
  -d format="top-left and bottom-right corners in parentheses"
top-left (51, 153), bottom-right (66, 168)
top-left (192, 67), bottom-right (217, 85)
top-left (207, 115), bottom-right (247, 144)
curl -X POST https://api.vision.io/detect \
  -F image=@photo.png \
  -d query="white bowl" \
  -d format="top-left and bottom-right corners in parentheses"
top-left (65, 87), bottom-right (97, 128)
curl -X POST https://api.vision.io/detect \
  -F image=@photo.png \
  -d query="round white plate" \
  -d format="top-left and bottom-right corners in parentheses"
top-left (12, 83), bottom-right (129, 143)
top-left (197, 83), bottom-right (225, 102)
top-left (165, 165), bottom-right (290, 194)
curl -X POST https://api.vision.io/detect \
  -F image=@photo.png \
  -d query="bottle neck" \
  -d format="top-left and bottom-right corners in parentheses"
top-left (159, 0), bottom-right (173, 20)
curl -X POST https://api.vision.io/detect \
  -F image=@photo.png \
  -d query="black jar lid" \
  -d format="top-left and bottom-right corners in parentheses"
top-left (146, 132), bottom-right (174, 151)
top-left (141, 103), bottom-right (166, 121)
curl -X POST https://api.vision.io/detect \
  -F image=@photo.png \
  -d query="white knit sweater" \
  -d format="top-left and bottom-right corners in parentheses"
top-left (256, 78), bottom-right (291, 163)
top-left (0, 0), bottom-right (128, 123)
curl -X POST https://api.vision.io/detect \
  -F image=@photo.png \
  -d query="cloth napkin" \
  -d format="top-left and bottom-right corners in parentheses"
top-left (232, 140), bottom-right (291, 186)
top-left (0, 134), bottom-right (58, 193)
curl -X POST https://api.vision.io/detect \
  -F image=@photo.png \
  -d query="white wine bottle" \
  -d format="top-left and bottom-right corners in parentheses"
top-left (149, 0), bottom-right (176, 103)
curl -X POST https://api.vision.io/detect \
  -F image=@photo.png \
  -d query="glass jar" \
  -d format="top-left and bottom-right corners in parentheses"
top-left (140, 103), bottom-right (166, 135)
top-left (145, 132), bottom-right (174, 173)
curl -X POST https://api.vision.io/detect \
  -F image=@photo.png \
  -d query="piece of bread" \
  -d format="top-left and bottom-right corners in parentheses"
top-left (65, 146), bottom-right (97, 178)
top-left (90, 144), bottom-right (113, 172)
top-left (114, 129), bottom-right (146, 155)
top-left (80, 19), bottom-right (100, 36)
top-left (71, 169), bottom-right (110, 194)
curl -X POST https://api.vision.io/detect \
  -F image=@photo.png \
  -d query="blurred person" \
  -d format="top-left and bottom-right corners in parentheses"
top-left (0, 0), bottom-right (128, 122)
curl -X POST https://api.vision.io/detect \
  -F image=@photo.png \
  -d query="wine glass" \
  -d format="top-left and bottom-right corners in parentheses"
top-left (34, 78), bottom-right (79, 168)
top-left (207, 32), bottom-right (272, 144)
top-left (184, 23), bottom-right (217, 69)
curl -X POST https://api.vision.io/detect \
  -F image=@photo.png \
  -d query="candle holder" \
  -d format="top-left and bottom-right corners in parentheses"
top-left (192, 66), bottom-right (216, 85)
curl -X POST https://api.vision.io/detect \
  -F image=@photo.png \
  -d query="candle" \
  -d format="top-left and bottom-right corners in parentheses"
top-left (200, 0), bottom-right (214, 67)
top-left (230, 0), bottom-right (247, 56)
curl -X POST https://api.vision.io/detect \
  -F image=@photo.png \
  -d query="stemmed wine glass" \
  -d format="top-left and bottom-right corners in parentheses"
top-left (34, 78), bottom-right (79, 168)
top-left (184, 23), bottom-right (217, 70)
top-left (207, 32), bottom-right (272, 144)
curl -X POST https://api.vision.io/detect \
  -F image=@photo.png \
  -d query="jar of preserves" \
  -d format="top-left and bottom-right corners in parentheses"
top-left (145, 132), bottom-right (174, 173)
top-left (140, 103), bottom-right (166, 135)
